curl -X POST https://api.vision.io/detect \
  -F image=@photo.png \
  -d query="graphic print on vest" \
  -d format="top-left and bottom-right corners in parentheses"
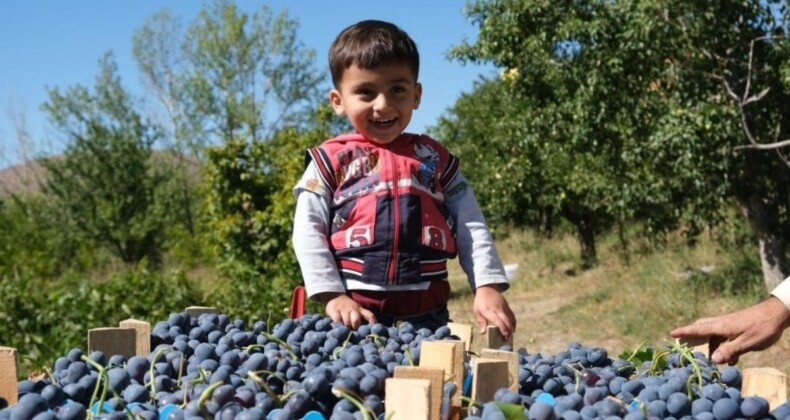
top-left (414, 142), bottom-right (439, 192)
top-left (334, 146), bottom-right (380, 187)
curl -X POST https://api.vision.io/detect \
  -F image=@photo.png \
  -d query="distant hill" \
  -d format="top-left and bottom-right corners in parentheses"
top-left (0, 159), bottom-right (48, 196)
top-left (0, 152), bottom-right (202, 197)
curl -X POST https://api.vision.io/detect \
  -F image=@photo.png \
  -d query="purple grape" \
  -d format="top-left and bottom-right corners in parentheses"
top-left (235, 407), bottom-right (265, 420)
top-left (700, 383), bottom-right (725, 401)
top-left (739, 396), bottom-right (768, 418)
top-left (692, 397), bottom-right (714, 416)
top-left (666, 391), bottom-right (690, 417)
top-left (528, 401), bottom-right (554, 420)
top-left (580, 369), bottom-right (600, 387)
top-left (646, 399), bottom-right (667, 418)
top-left (358, 375), bottom-right (381, 396)
top-left (583, 387), bottom-right (603, 406)
top-left (56, 401), bottom-right (87, 420)
top-left (122, 383), bottom-right (150, 404)
top-left (711, 398), bottom-right (739, 420)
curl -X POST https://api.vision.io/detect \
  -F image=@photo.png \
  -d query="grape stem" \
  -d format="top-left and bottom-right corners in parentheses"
top-left (331, 386), bottom-right (376, 420)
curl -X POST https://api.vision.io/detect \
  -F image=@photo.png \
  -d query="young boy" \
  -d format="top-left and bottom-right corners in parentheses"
top-left (292, 20), bottom-right (516, 338)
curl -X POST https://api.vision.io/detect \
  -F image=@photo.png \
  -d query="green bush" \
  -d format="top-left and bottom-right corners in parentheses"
top-left (0, 264), bottom-right (203, 375)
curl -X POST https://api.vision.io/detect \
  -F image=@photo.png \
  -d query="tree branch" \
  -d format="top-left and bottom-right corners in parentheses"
top-left (733, 138), bottom-right (790, 151)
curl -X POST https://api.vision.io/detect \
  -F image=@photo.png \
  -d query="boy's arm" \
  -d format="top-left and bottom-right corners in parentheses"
top-left (445, 171), bottom-right (516, 337)
top-left (292, 162), bottom-right (377, 328)
top-left (292, 191), bottom-right (346, 298)
top-left (444, 172), bottom-right (509, 291)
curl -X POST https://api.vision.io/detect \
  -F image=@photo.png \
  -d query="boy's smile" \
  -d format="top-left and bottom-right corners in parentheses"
top-left (330, 63), bottom-right (422, 145)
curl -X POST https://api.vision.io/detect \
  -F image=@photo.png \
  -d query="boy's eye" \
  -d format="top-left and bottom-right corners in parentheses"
top-left (391, 86), bottom-right (406, 94)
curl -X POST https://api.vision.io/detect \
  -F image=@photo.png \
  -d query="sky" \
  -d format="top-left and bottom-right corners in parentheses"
top-left (0, 1), bottom-right (496, 168)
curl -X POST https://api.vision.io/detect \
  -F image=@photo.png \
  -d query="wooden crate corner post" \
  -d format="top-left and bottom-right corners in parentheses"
top-left (742, 367), bottom-right (787, 411)
top-left (393, 366), bottom-right (444, 420)
top-left (419, 340), bottom-right (465, 408)
top-left (471, 358), bottom-right (510, 404)
top-left (384, 377), bottom-right (432, 420)
top-left (184, 306), bottom-right (219, 318)
top-left (480, 349), bottom-right (519, 392)
top-left (119, 318), bottom-right (151, 356)
top-left (484, 325), bottom-right (513, 350)
top-left (0, 347), bottom-right (18, 406)
top-left (446, 322), bottom-right (473, 352)
top-left (87, 328), bottom-right (137, 359)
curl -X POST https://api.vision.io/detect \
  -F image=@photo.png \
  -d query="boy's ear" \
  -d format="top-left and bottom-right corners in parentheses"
top-left (413, 82), bottom-right (423, 110)
top-left (329, 89), bottom-right (345, 116)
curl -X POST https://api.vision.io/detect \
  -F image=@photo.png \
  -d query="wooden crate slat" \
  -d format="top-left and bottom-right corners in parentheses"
top-left (119, 318), bottom-right (151, 356)
top-left (384, 377), bottom-right (431, 420)
top-left (446, 322), bottom-right (473, 351)
top-left (484, 325), bottom-right (513, 350)
top-left (742, 367), bottom-right (787, 410)
top-left (87, 328), bottom-right (136, 359)
top-left (471, 358), bottom-right (510, 403)
top-left (184, 306), bottom-right (218, 318)
top-left (480, 349), bottom-right (519, 392)
top-left (419, 340), bottom-right (464, 407)
top-left (0, 347), bottom-right (18, 406)
top-left (393, 366), bottom-right (444, 420)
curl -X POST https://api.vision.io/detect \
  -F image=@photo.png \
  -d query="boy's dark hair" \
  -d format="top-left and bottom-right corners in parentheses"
top-left (329, 20), bottom-right (419, 87)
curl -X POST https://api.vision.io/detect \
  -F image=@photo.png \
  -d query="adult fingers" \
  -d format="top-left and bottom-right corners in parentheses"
top-left (670, 317), bottom-right (730, 339)
top-left (711, 339), bottom-right (744, 365)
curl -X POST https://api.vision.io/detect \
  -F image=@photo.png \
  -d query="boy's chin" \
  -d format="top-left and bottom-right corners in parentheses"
top-left (363, 133), bottom-right (400, 145)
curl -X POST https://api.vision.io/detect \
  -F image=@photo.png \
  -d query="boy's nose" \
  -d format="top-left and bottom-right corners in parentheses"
top-left (372, 94), bottom-right (389, 111)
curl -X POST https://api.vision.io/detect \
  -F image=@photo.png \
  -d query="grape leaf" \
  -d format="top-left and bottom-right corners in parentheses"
top-left (495, 402), bottom-right (526, 420)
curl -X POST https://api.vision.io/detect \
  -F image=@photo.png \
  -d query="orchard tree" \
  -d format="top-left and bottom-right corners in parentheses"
top-left (133, 1), bottom-right (328, 311)
top-left (448, 0), bottom-right (681, 267)
top-left (657, 1), bottom-right (790, 289)
top-left (450, 0), bottom-right (789, 286)
top-left (41, 53), bottom-right (169, 265)
top-left (203, 106), bottom-right (339, 318)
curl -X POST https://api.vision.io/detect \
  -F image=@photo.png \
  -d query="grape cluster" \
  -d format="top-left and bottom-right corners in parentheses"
top-left (0, 312), bottom-right (455, 420)
top-left (1, 312), bottom-right (788, 420)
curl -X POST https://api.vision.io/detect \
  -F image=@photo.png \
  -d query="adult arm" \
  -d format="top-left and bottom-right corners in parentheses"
top-left (669, 277), bottom-right (790, 364)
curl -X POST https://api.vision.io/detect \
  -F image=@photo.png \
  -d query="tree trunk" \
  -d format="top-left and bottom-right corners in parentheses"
top-left (577, 215), bottom-right (598, 269)
top-left (561, 206), bottom-right (598, 269)
top-left (735, 194), bottom-right (787, 291)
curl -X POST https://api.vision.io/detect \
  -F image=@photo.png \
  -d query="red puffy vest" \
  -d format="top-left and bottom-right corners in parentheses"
top-left (307, 133), bottom-right (460, 288)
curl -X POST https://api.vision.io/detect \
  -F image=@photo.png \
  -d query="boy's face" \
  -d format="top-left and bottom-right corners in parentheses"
top-left (329, 63), bottom-right (421, 145)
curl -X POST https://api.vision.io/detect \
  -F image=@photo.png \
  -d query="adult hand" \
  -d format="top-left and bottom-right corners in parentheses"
top-left (473, 285), bottom-right (517, 340)
top-left (670, 296), bottom-right (790, 364)
top-left (318, 292), bottom-right (377, 330)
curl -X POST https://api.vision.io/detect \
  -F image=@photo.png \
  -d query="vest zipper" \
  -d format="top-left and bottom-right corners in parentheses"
top-left (387, 149), bottom-right (399, 284)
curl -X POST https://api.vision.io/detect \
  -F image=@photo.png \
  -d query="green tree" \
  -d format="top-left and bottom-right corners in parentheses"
top-left (41, 53), bottom-right (169, 266)
top-left (131, 1), bottom-right (329, 314)
top-left (448, 0), bottom-right (678, 266)
top-left (203, 107), bottom-right (337, 319)
top-left (656, 1), bottom-right (790, 290)
top-left (448, 0), bottom-right (789, 284)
